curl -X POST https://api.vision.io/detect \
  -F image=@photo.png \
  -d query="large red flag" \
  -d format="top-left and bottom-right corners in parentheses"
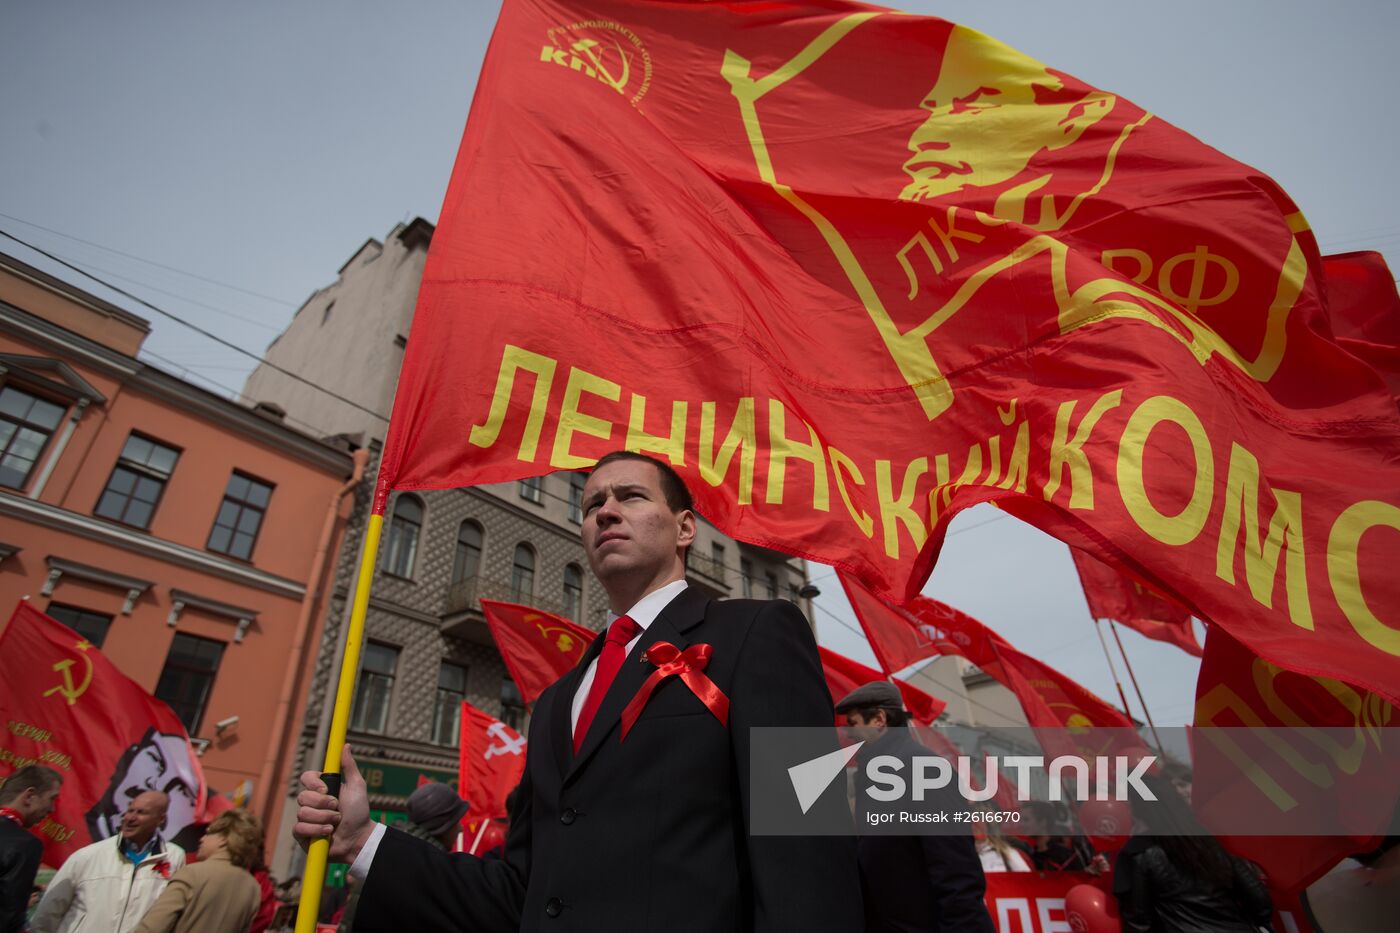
top-left (457, 701), bottom-right (527, 823)
top-left (1192, 625), bottom-right (1399, 894)
top-left (1069, 546), bottom-right (1202, 657)
top-left (0, 602), bottom-right (206, 865)
top-left (1322, 251), bottom-right (1400, 407)
top-left (840, 575), bottom-right (1134, 743)
top-left (372, 0), bottom-right (1400, 706)
top-left (817, 646), bottom-right (945, 726)
top-left (480, 599), bottom-right (597, 705)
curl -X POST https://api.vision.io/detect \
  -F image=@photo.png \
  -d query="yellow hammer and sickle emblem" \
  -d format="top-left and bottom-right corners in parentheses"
top-left (43, 641), bottom-right (94, 706)
top-left (571, 38), bottom-right (630, 92)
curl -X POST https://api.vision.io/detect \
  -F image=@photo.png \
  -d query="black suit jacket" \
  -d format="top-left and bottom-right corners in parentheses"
top-left (356, 588), bottom-right (863, 932)
top-left (0, 818), bottom-right (42, 933)
top-left (852, 729), bottom-right (993, 933)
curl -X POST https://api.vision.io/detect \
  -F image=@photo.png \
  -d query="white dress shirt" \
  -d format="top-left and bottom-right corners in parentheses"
top-left (350, 580), bottom-right (690, 880)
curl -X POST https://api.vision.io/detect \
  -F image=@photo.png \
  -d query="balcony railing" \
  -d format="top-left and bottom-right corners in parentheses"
top-left (444, 573), bottom-right (570, 619)
top-left (686, 551), bottom-right (729, 587)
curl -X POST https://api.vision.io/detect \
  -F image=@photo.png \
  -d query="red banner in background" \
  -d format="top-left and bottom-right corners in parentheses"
top-left (1193, 625), bottom-right (1399, 894)
top-left (817, 646), bottom-right (945, 726)
top-left (457, 701), bottom-right (526, 824)
top-left (481, 600), bottom-right (597, 705)
top-left (1322, 250), bottom-right (1400, 407)
top-left (374, 0), bottom-right (1400, 707)
top-left (841, 575), bottom-right (1137, 763)
top-left (1070, 546), bottom-right (1202, 657)
top-left (0, 602), bottom-right (206, 866)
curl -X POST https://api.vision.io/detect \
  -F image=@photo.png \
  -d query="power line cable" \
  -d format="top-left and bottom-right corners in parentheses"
top-left (137, 347), bottom-right (344, 440)
top-left (55, 254), bottom-right (284, 331)
top-left (1, 228), bottom-right (391, 423)
top-left (0, 211), bottom-right (299, 306)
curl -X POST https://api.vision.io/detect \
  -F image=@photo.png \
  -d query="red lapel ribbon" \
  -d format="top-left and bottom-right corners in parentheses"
top-left (620, 641), bottom-right (729, 739)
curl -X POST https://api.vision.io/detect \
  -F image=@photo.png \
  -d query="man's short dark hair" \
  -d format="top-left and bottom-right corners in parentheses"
top-left (591, 450), bottom-right (694, 514)
top-left (0, 764), bottom-right (63, 804)
top-left (848, 705), bottom-right (911, 728)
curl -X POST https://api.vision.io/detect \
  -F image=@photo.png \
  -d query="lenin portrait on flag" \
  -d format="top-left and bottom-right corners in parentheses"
top-left (897, 23), bottom-right (1121, 231)
top-left (86, 727), bottom-right (200, 843)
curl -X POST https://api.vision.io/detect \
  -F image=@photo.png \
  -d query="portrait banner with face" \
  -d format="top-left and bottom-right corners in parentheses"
top-left (0, 602), bottom-right (206, 866)
top-left (374, 0), bottom-right (1400, 705)
top-left (841, 574), bottom-right (1136, 759)
top-left (481, 599), bottom-right (598, 705)
top-left (1069, 546), bottom-right (1202, 657)
top-left (458, 701), bottom-right (527, 822)
top-left (817, 645), bottom-right (945, 726)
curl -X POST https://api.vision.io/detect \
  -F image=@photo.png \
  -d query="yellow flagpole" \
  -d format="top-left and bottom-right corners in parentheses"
top-left (295, 512), bottom-right (384, 933)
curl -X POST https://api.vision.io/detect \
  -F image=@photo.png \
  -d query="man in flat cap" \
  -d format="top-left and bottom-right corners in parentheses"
top-left (403, 783), bottom-right (470, 852)
top-left (837, 681), bottom-right (994, 933)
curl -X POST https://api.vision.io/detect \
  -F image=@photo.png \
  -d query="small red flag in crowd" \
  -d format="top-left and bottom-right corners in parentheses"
top-left (0, 601), bottom-right (206, 865)
top-left (1070, 546), bottom-right (1202, 657)
top-left (457, 701), bottom-right (527, 824)
top-left (481, 600), bottom-right (597, 705)
top-left (817, 646), bottom-right (945, 726)
top-left (841, 576), bottom-right (1134, 760)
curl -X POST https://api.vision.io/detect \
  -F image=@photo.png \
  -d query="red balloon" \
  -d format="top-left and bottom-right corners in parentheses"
top-left (1078, 798), bottom-right (1132, 853)
top-left (1065, 883), bottom-right (1121, 933)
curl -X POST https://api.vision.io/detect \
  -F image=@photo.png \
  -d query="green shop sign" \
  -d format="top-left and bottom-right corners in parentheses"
top-left (358, 759), bottom-right (458, 799)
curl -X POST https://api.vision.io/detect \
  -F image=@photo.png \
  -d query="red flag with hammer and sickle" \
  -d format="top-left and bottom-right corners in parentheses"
top-left (0, 601), bottom-right (205, 866)
top-left (480, 599), bottom-right (598, 705)
top-left (458, 701), bottom-right (527, 823)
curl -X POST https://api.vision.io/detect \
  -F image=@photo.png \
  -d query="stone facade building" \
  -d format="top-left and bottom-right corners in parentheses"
top-left (243, 220), bottom-right (815, 873)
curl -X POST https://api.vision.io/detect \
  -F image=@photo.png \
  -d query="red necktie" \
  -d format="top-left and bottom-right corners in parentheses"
top-left (573, 615), bottom-right (640, 752)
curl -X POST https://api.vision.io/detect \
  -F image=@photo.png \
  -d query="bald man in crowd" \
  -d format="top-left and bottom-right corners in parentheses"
top-left (32, 790), bottom-right (186, 933)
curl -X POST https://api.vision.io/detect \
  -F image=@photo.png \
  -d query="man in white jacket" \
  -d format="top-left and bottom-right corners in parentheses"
top-left (30, 791), bottom-right (185, 933)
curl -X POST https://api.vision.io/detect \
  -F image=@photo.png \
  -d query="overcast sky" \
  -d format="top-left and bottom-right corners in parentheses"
top-left (4, 1), bottom-right (1396, 727)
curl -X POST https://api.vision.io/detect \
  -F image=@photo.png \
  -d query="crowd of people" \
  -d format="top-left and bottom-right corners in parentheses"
top-left (1, 764), bottom-right (292, 933)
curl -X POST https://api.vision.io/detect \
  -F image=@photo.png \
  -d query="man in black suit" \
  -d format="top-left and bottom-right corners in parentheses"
top-left (837, 682), bottom-right (993, 933)
top-left (296, 450), bottom-right (862, 932)
top-left (0, 764), bottom-right (62, 933)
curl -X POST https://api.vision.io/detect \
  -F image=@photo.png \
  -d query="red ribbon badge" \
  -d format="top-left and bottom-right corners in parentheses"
top-left (620, 641), bottom-right (729, 739)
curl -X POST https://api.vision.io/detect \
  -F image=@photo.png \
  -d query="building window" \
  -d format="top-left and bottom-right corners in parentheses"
top-left (432, 662), bottom-right (468, 747)
top-left (563, 564), bottom-right (584, 620)
top-left (452, 521), bottom-right (483, 584)
top-left (567, 473), bottom-right (586, 524)
top-left (511, 544), bottom-right (535, 601)
top-left (46, 602), bottom-right (113, 648)
top-left (710, 542), bottom-right (726, 582)
top-left (154, 633), bottom-right (225, 734)
top-left (740, 558), bottom-right (754, 598)
top-left (383, 495), bottom-right (423, 579)
top-left (0, 385), bottom-right (65, 490)
top-left (500, 678), bottom-right (525, 731)
top-left (765, 571), bottom-right (779, 600)
top-left (321, 300), bottom-right (335, 326)
top-left (207, 471), bottom-right (273, 561)
top-left (519, 476), bottom-right (543, 504)
top-left (349, 641), bottom-right (399, 734)
top-left (94, 434), bottom-right (180, 529)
